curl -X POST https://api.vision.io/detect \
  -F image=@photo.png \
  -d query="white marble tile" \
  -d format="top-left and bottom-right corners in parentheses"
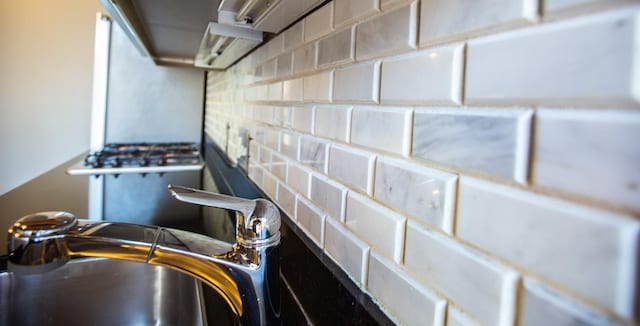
top-left (263, 126), bottom-right (280, 151)
top-left (448, 306), bottom-right (481, 326)
top-left (303, 70), bottom-right (332, 103)
top-left (298, 136), bottom-right (329, 172)
top-left (263, 34), bottom-right (284, 61)
top-left (456, 176), bottom-right (640, 318)
top-left (413, 108), bottom-right (532, 183)
top-left (267, 82), bottom-right (282, 101)
top-left (291, 106), bottom-right (314, 133)
top-left (313, 105), bottom-right (352, 142)
top-left (272, 106), bottom-right (291, 127)
top-left (380, 0), bottom-right (413, 10)
top-left (521, 279), bottom-right (620, 326)
top-left (304, 2), bottom-right (333, 41)
top-left (249, 165), bottom-right (264, 187)
top-left (380, 44), bottom-right (463, 105)
top-left (368, 252), bottom-right (446, 326)
top-left (296, 196), bottom-right (326, 247)
top-left (283, 78), bottom-right (303, 102)
top-left (350, 106), bottom-right (413, 157)
top-left (533, 109), bottom-right (640, 212)
top-left (270, 152), bottom-right (287, 181)
top-left (355, 2), bottom-right (417, 60)
top-left (345, 192), bottom-right (406, 263)
top-left (466, 9), bottom-right (640, 107)
top-left (420, 0), bottom-right (536, 46)
top-left (262, 58), bottom-right (277, 80)
top-left (544, 0), bottom-right (627, 17)
top-left (293, 43), bottom-right (317, 74)
top-left (374, 157), bottom-right (457, 233)
top-left (317, 27), bottom-right (355, 68)
top-left (287, 162), bottom-right (311, 197)
top-left (276, 181), bottom-right (296, 218)
top-left (262, 169), bottom-right (278, 199)
top-left (279, 130), bottom-right (299, 159)
top-left (276, 52), bottom-right (293, 78)
top-left (249, 141), bottom-right (259, 164)
top-left (334, 0), bottom-right (379, 28)
top-left (328, 144), bottom-right (375, 194)
top-left (310, 174), bottom-right (347, 220)
top-left (284, 20), bottom-right (304, 51)
top-left (405, 221), bottom-right (519, 326)
top-left (324, 217), bottom-right (370, 285)
top-left (333, 61), bottom-right (380, 103)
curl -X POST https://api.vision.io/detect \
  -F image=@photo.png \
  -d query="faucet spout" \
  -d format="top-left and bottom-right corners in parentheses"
top-left (7, 187), bottom-right (281, 326)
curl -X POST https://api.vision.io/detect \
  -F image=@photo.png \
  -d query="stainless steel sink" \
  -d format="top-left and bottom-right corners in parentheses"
top-left (0, 257), bottom-right (206, 325)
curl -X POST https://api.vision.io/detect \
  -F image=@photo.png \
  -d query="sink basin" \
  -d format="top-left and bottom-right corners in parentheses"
top-left (0, 258), bottom-right (206, 325)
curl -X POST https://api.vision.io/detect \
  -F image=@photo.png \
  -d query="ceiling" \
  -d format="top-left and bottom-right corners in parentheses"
top-left (131, 0), bottom-right (219, 60)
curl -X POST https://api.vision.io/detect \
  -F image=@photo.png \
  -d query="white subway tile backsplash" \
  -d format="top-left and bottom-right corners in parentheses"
top-left (544, 0), bottom-right (628, 16)
top-left (521, 279), bottom-right (619, 326)
top-left (448, 306), bottom-right (481, 326)
top-left (413, 108), bottom-right (532, 183)
top-left (272, 106), bottom-right (291, 127)
top-left (374, 157), bottom-right (457, 233)
top-left (466, 9), bottom-right (640, 107)
top-left (262, 59), bottom-right (277, 80)
top-left (419, 0), bottom-right (537, 46)
top-left (313, 105), bottom-right (351, 142)
top-left (310, 174), bottom-right (347, 220)
top-left (299, 136), bottom-right (329, 172)
top-left (279, 130), bottom-right (299, 159)
top-left (405, 221), bottom-right (519, 326)
top-left (270, 152), bottom-right (287, 180)
top-left (334, 0), bottom-right (379, 28)
top-left (355, 2), bottom-right (417, 60)
top-left (291, 106), bottom-right (314, 133)
top-left (333, 61), bottom-right (380, 103)
top-left (368, 252), bottom-right (446, 326)
top-left (293, 43), bottom-right (317, 74)
top-left (263, 126), bottom-right (280, 150)
top-left (249, 165), bottom-right (264, 186)
top-left (533, 109), bottom-right (640, 212)
top-left (303, 71), bottom-right (332, 102)
top-left (287, 162), bottom-right (311, 197)
top-left (456, 176), bottom-right (640, 318)
top-left (324, 217), bottom-right (370, 285)
top-left (328, 144), bottom-right (375, 194)
top-left (317, 27), bottom-right (355, 67)
top-left (276, 52), bottom-right (293, 78)
top-left (296, 196), bottom-right (326, 247)
top-left (267, 82), bottom-right (282, 101)
top-left (345, 192), bottom-right (406, 263)
top-left (276, 182), bottom-right (296, 218)
top-left (350, 106), bottom-right (412, 156)
top-left (284, 20), bottom-right (304, 51)
top-left (304, 2), bottom-right (333, 41)
top-left (380, 0), bottom-right (412, 10)
top-left (380, 44), bottom-right (464, 105)
top-left (283, 78), bottom-right (303, 102)
top-left (263, 169), bottom-right (278, 198)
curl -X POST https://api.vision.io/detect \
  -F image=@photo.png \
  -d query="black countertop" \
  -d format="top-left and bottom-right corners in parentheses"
top-left (0, 138), bottom-right (394, 325)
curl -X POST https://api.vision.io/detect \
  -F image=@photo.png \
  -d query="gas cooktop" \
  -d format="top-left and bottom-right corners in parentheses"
top-left (66, 142), bottom-right (204, 176)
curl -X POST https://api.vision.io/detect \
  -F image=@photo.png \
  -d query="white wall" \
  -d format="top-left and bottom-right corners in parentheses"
top-left (205, 1), bottom-right (640, 325)
top-left (0, 0), bottom-right (103, 195)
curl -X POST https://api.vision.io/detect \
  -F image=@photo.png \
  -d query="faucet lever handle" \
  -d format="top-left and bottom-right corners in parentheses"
top-left (168, 185), bottom-right (256, 219)
top-left (168, 185), bottom-right (281, 244)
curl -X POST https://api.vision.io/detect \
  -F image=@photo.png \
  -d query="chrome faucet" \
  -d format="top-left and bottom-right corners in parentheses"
top-left (7, 185), bottom-right (281, 326)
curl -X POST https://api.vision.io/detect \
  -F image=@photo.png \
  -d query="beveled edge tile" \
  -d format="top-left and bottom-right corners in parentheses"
top-left (347, 190), bottom-right (406, 263)
top-left (310, 173), bottom-right (349, 221)
top-left (376, 156), bottom-right (458, 234)
top-left (296, 195), bottom-right (327, 248)
top-left (368, 251), bottom-right (447, 326)
top-left (328, 143), bottom-right (376, 195)
top-left (324, 216), bottom-right (371, 285)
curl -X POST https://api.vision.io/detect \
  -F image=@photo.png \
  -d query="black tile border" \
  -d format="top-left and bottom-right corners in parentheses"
top-left (203, 136), bottom-right (395, 326)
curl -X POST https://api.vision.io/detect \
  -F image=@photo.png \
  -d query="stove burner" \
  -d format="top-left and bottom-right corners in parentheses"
top-left (84, 143), bottom-right (201, 169)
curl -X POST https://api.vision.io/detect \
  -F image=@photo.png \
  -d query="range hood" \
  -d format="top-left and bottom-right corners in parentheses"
top-left (100, 0), bottom-right (325, 70)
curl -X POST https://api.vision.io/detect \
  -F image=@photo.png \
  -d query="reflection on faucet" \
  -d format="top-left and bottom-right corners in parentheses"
top-left (7, 185), bottom-right (281, 326)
